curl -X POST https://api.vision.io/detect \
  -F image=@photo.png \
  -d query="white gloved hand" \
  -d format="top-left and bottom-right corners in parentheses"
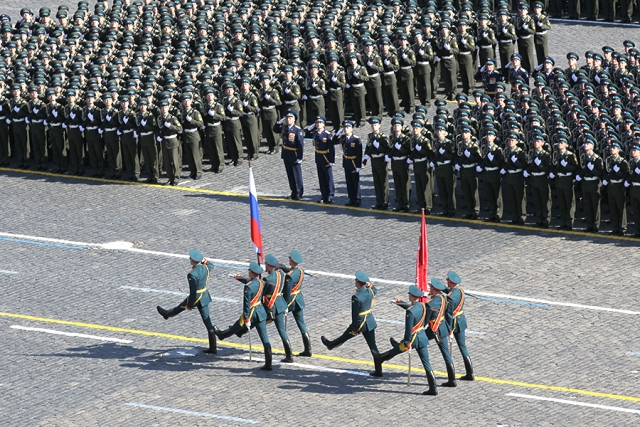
top-left (62, 123), bottom-right (67, 129)
top-left (165, 121), bottom-right (171, 128)
top-left (329, 163), bottom-right (334, 167)
top-left (296, 159), bottom-right (302, 164)
top-left (353, 71), bottom-right (358, 77)
top-left (572, 74), bottom-right (578, 82)
top-left (523, 170), bottom-right (530, 178)
top-left (186, 115), bottom-right (192, 122)
top-left (384, 59), bottom-right (390, 65)
top-left (53, 110), bottom-right (59, 117)
top-left (575, 175), bottom-right (582, 181)
top-left (511, 155), bottom-right (517, 163)
top-left (355, 167), bottom-right (361, 172)
top-left (87, 113), bottom-right (93, 121)
top-left (208, 109), bottom-right (215, 116)
top-left (6, 118), bottom-right (10, 124)
top-left (25, 117), bottom-right (30, 124)
top-left (418, 49), bottom-right (424, 56)
top-left (444, 43), bottom-right (451, 50)
top-left (435, 56), bottom-right (441, 62)
top-left (331, 75), bottom-right (337, 82)
top-left (502, 27), bottom-right (508, 34)
top-left (373, 141), bottom-right (379, 149)
top-left (500, 168), bottom-right (506, 175)
top-left (415, 144), bottom-right (422, 151)
top-left (429, 162), bottom-right (435, 168)
top-left (43, 120), bottom-right (48, 126)
top-left (363, 154), bottom-right (370, 161)
top-left (105, 114), bottom-right (111, 121)
top-left (482, 32), bottom-right (488, 38)
top-left (245, 321), bottom-right (251, 329)
top-left (522, 23), bottom-right (528, 30)
top-left (402, 53), bottom-right (408, 59)
top-left (602, 179), bottom-right (608, 186)
top-left (385, 155), bottom-right (391, 163)
top-left (311, 82), bottom-right (317, 88)
top-left (534, 157), bottom-right (541, 166)
top-left (116, 130), bottom-right (121, 135)
top-left (595, 75), bottom-right (601, 83)
top-left (156, 136), bottom-right (162, 142)
top-left (141, 119), bottom-right (147, 127)
top-left (549, 172), bottom-right (555, 179)
top-left (587, 162), bottom-right (594, 170)
top-left (33, 108), bottom-right (39, 114)
top-left (455, 164), bottom-right (461, 171)
top-left (242, 100), bottom-right (248, 107)
top-left (123, 116), bottom-right (128, 124)
top-left (636, 167), bottom-right (640, 174)
top-left (302, 95), bottom-right (308, 100)
top-left (79, 126), bottom-right (84, 132)
top-left (367, 61), bottom-right (373, 67)
top-left (536, 21), bottom-right (542, 27)
top-left (133, 131), bottom-right (138, 138)
top-left (335, 128), bottom-right (342, 136)
top-left (488, 152), bottom-right (494, 161)
top-left (613, 165), bottom-right (620, 172)
top-left (264, 93), bottom-right (270, 100)
top-left (461, 38), bottom-right (467, 45)
top-left (307, 124), bottom-right (315, 131)
top-left (14, 106), bottom-right (20, 112)
top-left (439, 147), bottom-right (445, 154)
top-left (560, 159), bottom-right (567, 167)
top-left (227, 104), bottom-right (233, 112)
top-left (476, 165), bottom-right (482, 173)
top-left (98, 128), bottom-right (103, 134)
top-left (624, 181), bottom-right (630, 187)
top-left (407, 158), bottom-right (413, 164)
top-left (395, 142), bottom-right (401, 150)
top-left (464, 149), bottom-right (470, 157)
top-left (284, 87), bottom-right (291, 94)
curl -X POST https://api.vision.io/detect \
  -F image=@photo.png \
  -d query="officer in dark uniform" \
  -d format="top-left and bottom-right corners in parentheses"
top-left (435, 23), bottom-right (459, 101)
top-left (373, 285), bottom-right (438, 395)
top-left (259, 74), bottom-right (282, 155)
top-left (27, 86), bottom-right (47, 170)
top-left (307, 116), bottom-right (335, 204)
top-left (8, 85), bottom-right (29, 168)
top-left (515, 4), bottom-right (536, 74)
top-left (239, 79), bottom-right (260, 161)
top-left (433, 124), bottom-right (457, 216)
top-left (273, 110), bottom-right (304, 200)
top-left (478, 129), bottom-right (504, 222)
top-left (388, 118), bottom-right (412, 212)
top-left (456, 21), bottom-right (476, 96)
top-left (137, 99), bottom-right (158, 184)
top-left (321, 270), bottom-right (380, 376)
top-left (0, 90), bottom-right (9, 166)
top-left (101, 93), bottom-right (121, 179)
top-left (502, 133), bottom-right (528, 225)
top-left (117, 95), bottom-right (139, 181)
top-left (83, 91), bottom-right (104, 177)
top-left (627, 145), bottom-right (640, 238)
top-left (157, 100), bottom-right (183, 186)
top-left (409, 120), bottom-right (434, 214)
top-left (221, 83), bottom-right (244, 166)
top-left (413, 31), bottom-right (434, 107)
top-left (457, 127), bottom-right (482, 219)
top-left (215, 261), bottom-right (273, 371)
top-left (427, 278), bottom-right (456, 388)
top-left (445, 271), bottom-right (474, 381)
top-left (263, 254), bottom-right (293, 363)
top-left (364, 116), bottom-right (390, 210)
top-left (604, 141), bottom-right (629, 236)
top-left (475, 59), bottom-right (503, 99)
top-left (576, 140), bottom-right (604, 232)
top-left (202, 89), bottom-right (225, 174)
top-left (334, 120), bottom-right (363, 207)
top-left (525, 134), bottom-right (552, 228)
top-left (346, 55), bottom-right (369, 127)
top-left (550, 137), bottom-right (578, 230)
top-left (157, 250), bottom-right (217, 354)
top-left (180, 93), bottom-right (204, 180)
top-left (362, 40), bottom-right (384, 117)
top-left (326, 57), bottom-right (346, 131)
top-left (379, 39), bottom-right (400, 115)
top-left (532, 2), bottom-right (552, 66)
top-left (280, 250), bottom-right (311, 357)
top-left (397, 34), bottom-right (416, 113)
top-left (64, 90), bottom-right (85, 176)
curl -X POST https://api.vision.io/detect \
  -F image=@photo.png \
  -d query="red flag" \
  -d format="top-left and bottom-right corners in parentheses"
top-left (415, 210), bottom-right (429, 302)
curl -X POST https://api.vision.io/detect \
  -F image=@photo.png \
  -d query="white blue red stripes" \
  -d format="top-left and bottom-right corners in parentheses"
top-left (249, 167), bottom-right (264, 262)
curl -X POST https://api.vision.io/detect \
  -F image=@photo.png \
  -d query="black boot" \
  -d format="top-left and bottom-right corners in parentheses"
top-left (460, 356), bottom-right (474, 380)
top-left (423, 370), bottom-right (438, 395)
top-left (281, 340), bottom-right (294, 363)
top-left (389, 337), bottom-right (399, 347)
top-left (441, 362), bottom-right (457, 387)
top-left (235, 326), bottom-right (248, 338)
top-left (214, 326), bottom-right (234, 341)
top-left (321, 336), bottom-right (336, 350)
top-left (156, 306), bottom-right (170, 320)
top-left (299, 332), bottom-right (312, 357)
top-left (203, 330), bottom-right (217, 354)
top-left (370, 349), bottom-right (394, 377)
top-left (261, 345), bottom-right (273, 371)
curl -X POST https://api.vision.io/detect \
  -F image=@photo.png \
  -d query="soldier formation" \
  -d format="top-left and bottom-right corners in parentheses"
top-left (0, 1), bottom-right (639, 235)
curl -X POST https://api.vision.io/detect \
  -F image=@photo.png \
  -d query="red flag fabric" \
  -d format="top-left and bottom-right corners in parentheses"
top-left (415, 210), bottom-right (429, 302)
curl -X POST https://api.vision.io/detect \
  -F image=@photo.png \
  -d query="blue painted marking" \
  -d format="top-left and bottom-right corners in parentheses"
top-left (0, 237), bottom-right (86, 250)
top-left (126, 403), bottom-right (259, 424)
top-left (470, 294), bottom-right (551, 309)
top-left (628, 352), bottom-right (640, 356)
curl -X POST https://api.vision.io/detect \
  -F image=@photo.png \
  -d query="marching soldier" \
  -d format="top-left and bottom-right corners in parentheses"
top-left (157, 100), bottom-right (183, 186)
top-left (64, 90), bottom-right (85, 176)
top-left (413, 31), bottom-right (434, 107)
top-left (478, 129), bottom-right (504, 222)
top-left (388, 118), bottom-right (412, 212)
top-left (308, 116), bottom-right (335, 204)
top-left (46, 90), bottom-right (66, 173)
top-left (379, 39), bottom-right (400, 115)
top-left (263, 255), bottom-right (293, 363)
top-left (627, 144), bottom-right (640, 238)
top-left (334, 120), bottom-right (363, 207)
top-left (433, 124), bottom-right (456, 217)
top-left (304, 64), bottom-right (326, 123)
top-left (576, 140), bottom-right (604, 233)
top-left (426, 278), bottom-right (457, 388)
top-left (8, 85), bottom-right (29, 168)
top-left (27, 86), bottom-right (47, 170)
top-left (397, 34), bottom-right (416, 113)
top-left (502, 133), bottom-right (528, 225)
top-left (373, 285), bottom-right (438, 395)
top-left (259, 74), bottom-right (282, 155)
top-left (362, 40), bottom-right (384, 117)
top-left (604, 141), bottom-right (629, 236)
top-left (321, 271), bottom-right (380, 376)
top-left (525, 134), bottom-right (552, 228)
top-left (515, 3), bottom-right (536, 74)
top-left (157, 250), bottom-right (217, 355)
top-left (457, 127), bottom-right (482, 220)
top-left (137, 99), bottom-right (158, 184)
top-left (409, 120), bottom-right (434, 214)
top-left (326, 57), bottom-right (346, 131)
top-left (117, 95), bottom-right (139, 181)
top-left (445, 271), bottom-right (474, 381)
top-left (180, 93), bottom-right (204, 180)
top-left (280, 250), bottom-right (312, 357)
top-left (435, 22), bottom-right (459, 101)
top-left (83, 92), bottom-right (104, 177)
top-left (550, 137), bottom-right (578, 230)
top-left (273, 110), bottom-right (304, 200)
top-left (202, 88), bottom-right (225, 174)
top-left (239, 79), bottom-right (260, 162)
top-left (456, 21), bottom-right (476, 96)
top-left (363, 116), bottom-right (390, 210)
top-left (101, 93), bottom-right (121, 180)
top-left (532, 2), bottom-right (552, 66)
top-left (346, 55), bottom-right (369, 128)
top-left (215, 261), bottom-right (273, 371)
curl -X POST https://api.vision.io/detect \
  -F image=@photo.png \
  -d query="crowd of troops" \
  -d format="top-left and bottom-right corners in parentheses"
top-left (158, 248), bottom-right (473, 396)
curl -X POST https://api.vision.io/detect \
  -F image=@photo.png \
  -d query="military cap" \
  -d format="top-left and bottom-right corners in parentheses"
top-left (439, 22), bottom-right (450, 29)
top-left (461, 127), bottom-right (472, 133)
top-left (566, 52), bottom-right (579, 61)
top-left (65, 89), bottom-right (76, 97)
top-left (158, 100), bottom-right (169, 107)
top-left (430, 278), bottom-right (447, 291)
top-left (485, 128), bottom-right (497, 136)
top-left (249, 261), bottom-right (263, 275)
top-left (180, 93), bottom-right (192, 101)
top-left (611, 141), bottom-right (622, 149)
top-left (138, 99), bottom-right (149, 106)
top-left (368, 116), bottom-right (381, 124)
top-left (45, 88), bottom-right (56, 96)
top-left (189, 249), bottom-right (204, 263)
top-left (315, 116), bottom-right (326, 123)
top-left (533, 1), bottom-right (543, 7)
top-left (264, 254), bottom-right (278, 267)
top-left (343, 120), bottom-right (354, 127)
top-left (456, 93), bottom-right (468, 101)
top-left (222, 83), bottom-right (235, 90)
top-left (486, 58), bottom-right (496, 65)
top-left (408, 285), bottom-right (424, 298)
top-left (411, 120), bottom-right (424, 128)
top-left (623, 40), bottom-right (635, 48)
top-left (355, 270), bottom-right (370, 283)
top-left (511, 53), bottom-right (522, 61)
top-left (544, 56), bottom-right (555, 65)
top-left (285, 110), bottom-right (298, 119)
top-left (519, 2), bottom-right (529, 9)
top-left (391, 118), bottom-right (404, 126)
top-left (631, 144), bottom-right (640, 151)
top-left (435, 124), bottom-right (446, 131)
top-left (289, 250), bottom-right (303, 264)
top-left (507, 132), bottom-right (519, 140)
top-left (602, 46), bottom-right (614, 53)
top-left (447, 270), bottom-right (461, 284)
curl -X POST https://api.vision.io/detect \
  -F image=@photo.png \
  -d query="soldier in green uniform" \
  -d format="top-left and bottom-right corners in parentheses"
top-left (550, 137), bottom-right (578, 230)
top-left (0, 90), bottom-right (9, 167)
top-left (502, 133), bottom-right (528, 225)
top-left (321, 270), bottom-right (380, 376)
top-left (388, 118), bottom-right (412, 212)
top-left (576, 140), bottom-right (604, 232)
top-left (409, 120), bottom-right (434, 214)
top-left (396, 34), bottom-right (416, 113)
top-left (604, 141), bottom-right (629, 236)
top-left (346, 55), bottom-right (369, 128)
top-left (157, 250), bottom-right (217, 354)
top-left (445, 271), bottom-right (474, 381)
top-left (180, 93), bottom-right (204, 180)
top-left (8, 85), bottom-right (29, 168)
top-left (457, 127), bottom-right (482, 219)
top-left (304, 64), bottom-right (326, 123)
top-left (157, 100), bottom-right (183, 186)
top-left (434, 23), bottom-right (459, 101)
top-left (279, 250), bottom-right (311, 357)
top-left (215, 261), bottom-right (273, 371)
top-left (456, 21), bottom-right (476, 96)
top-left (532, 2), bottom-right (552, 66)
top-left (627, 145), bottom-right (640, 238)
top-left (27, 86), bottom-right (47, 170)
top-left (525, 134), bottom-right (552, 228)
top-left (259, 74), bottom-right (282, 155)
top-left (379, 39), bottom-right (400, 116)
top-left (101, 93), bottom-right (121, 179)
top-left (136, 99), bottom-right (158, 184)
top-left (362, 40), bottom-right (384, 117)
top-left (515, 3), bottom-right (536, 74)
top-left (264, 254), bottom-right (293, 363)
top-left (372, 285), bottom-right (438, 395)
top-left (117, 95), bottom-right (139, 181)
top-left (478, 129), bottom-right (504, 222)
top-left (427, 278), bottom-right (457, 388)
top-left (82, 92), bottom-right (104, 177)
top-left (433, 124), bottom-right (457, 217)
top-left (64, 90), bottom-right (85, 176)
top-left (280, 66), bottom-right (302, 125)
top-left (221, 84), bottom-right (244, 166)
top-left (496, 11), bottom-right (517, 74)
top-left (239, 79), bottom-right (260, 162)
top-left (202, 89), bottom-right (225, 174)
top-left (413, 31), bottom-right (434, 108)
top-left (363, 116), bottom-right (390, 210)
top-left (326, 57), bottom-right (346, 131)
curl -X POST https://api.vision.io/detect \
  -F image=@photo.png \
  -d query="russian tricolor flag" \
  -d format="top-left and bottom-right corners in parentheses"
top-left (249, 166), bottom-right (264, 262)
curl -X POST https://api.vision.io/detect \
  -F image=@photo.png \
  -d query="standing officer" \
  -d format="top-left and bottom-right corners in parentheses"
top-left (273, 110), bottom-right (304, 200)
top-left (373, 285), bottom-right (438, 395)
top-left (326, 57), bottom-right (346, 131)
top-left (478, 129), bottom-right (504, 222)
top-left (308, 116), bottom-right (335, 204)
top-left (335, 120), bottom-right (363, 207)
top-left (435, 23), bottom-right (459, 101)
top-left (101, 93), bottom-right (121, 180)
top-left (388, 118), bottom-right (412, 212)
top-left (117, 95), bottom-right (139, 181)
top-left (221, 83), bottom-right (244, 166)
top-left (0, 90), bottom-right (9, 167)
top-left (8, 85), bottom-right (29, 168)
top-left (215, 261), bottom-right (273, 371)
top-left (576, 140), bottom-right (604, 232)
top-left (379, 39), bottom-right (400, 115)
top-left (445, 271), bottom-right (474, 381)
top-left (180, 93), bottom-right (204, 180)
top-left (280, 66), bottom-right (302, 123)
top-left (427, 278), bottom-right (456, 388)
top-left (280, 250), bottom-right (312, 357)
top-left (157, 100), bottom-right (183, 186)
top-left (157, 250), bottom-right (217, 355)
top-left (346, 55), bottom-right (369, 128)
top-left (496, 11), bottom-right (517, 74)
top-left (515, 3), bottom-right (536, 74)
top-left (64, 90), bottom-right (85, 176)
top-left (604, 141), bottom-right (629, 236)
top-left (263, 255), bottom-right (293, 363)
top-left (396, 35), bottom-right (416, 114)
top-left (475, 59), bottom-right (503, 99)
top-left (363, 40), bottom-right (384, 117)
top-left (321, 271), bottom-right (380, 377)
top-left (457, 127), bottom-right (482, 219)
top-left (46, 90), bottom-right (66, 173)
top-left (27, 86), bottom-right (47, 170)
top-left (456, 21), bottom-right (476, 96)
top-left (304, 64), bottom-right (326, 122)
top-left (202, 89), bottom-right (225, 174)
top-left (413, 31), bottom-right (434, 107)
top-left (626, 144), bottom-right (640, 238)
top-left (532, 2), bottom-right (552, 66)
top-left (364, 116), bottom-right (390, 210)
top-left (410, 120), bottom-right (434, 214)
top-left (259, 74), bottom-right (282, 155)
top-left (137, 99), bottom-right (158, 184)
top-left (476, 14), bottom-right (497, 68)
top-left (433, 124), bottom-right (457, 217)
top-left (526, 134), bottom-right (552, 228)
top-left (502, 133), bottom-right (528, 225)
top-left (550, 137), bottom-right (578, 230)
top-left (83, 92), bottom-right (104, 177)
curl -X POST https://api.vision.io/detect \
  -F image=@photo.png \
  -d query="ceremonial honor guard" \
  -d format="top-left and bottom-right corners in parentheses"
top-left (379, 39), bottom-right (400, 115)
top-left (215, 261), bottom-right (273, 371)
top-left (83, 92), bottom-right (104, 177)
top-left (334, 120), bottom-right (363, 207)
top-left (627, 144), bottom-right (640, 238)
top-left (550, 137), bottom-right (578, 230)
top-left (532, 2), bottom-right (551, 66)
top-left (273, 110), bottom-right (304, 200)
top-left (321, 271), bottom-right (380, 376)
top-left (202, 88), bottom-right (225, 174)
top-left (525, 134), bottom-right (552, 228)
top-left (27, 86), bottom-right (47, 170)
top-left (434, 22), bottom-right (459, 101)
top-left (326, 57), bottom-right (346, 131)
top-left (457, 127), bottom-right (482, 219)
top-left (576, 140), bottom-right (604, 232)
top-left (64, 90), bottom-right (85, 176)
top-left (117, 95), bottom-right (139, 181)
top-left (427, 278), bottom-right (457, 388)
top-left (396, 34), bottom-right (416, 113)
top-left (157, 100), bottom-right (183, 186)
top-left (362, 40), bottom-right (384, 117)
top-left (445, 271), bottom-right (474, 381)
top-left (456, 21), bottom-right (476, 96)
top-left (413, 31), bottom-right (434, 107)
top-left (346, 55), bottom-right (369, 128)
top-left (8, 85), bottom-right (29, 168)
top-left (363, 116), bottom-right (390, 210)
top-left (259, 74), bottom-right (282, 155)
top-left (101, 93), bottom-right (121, 179)
top-left (264, 255), bottom-right (293, 363)
top-left (304, 63), bottom-right (326, 123)
top-left (515, 3), bottom-right (536, 74)
top-left (308, 116), bottom-right (335, 204)
top-left (137, 99), bottom-right (158, 184)
top-left (180, 93), bottom-right (204, 180)
top-left (433, 124), bottom-right (456, 217)
top-left (221, 83), bottom-right (244, 166)
top-left (388, 118), bottom-right (412, 212)
top-left (496, 10), bottom-right (516, 72)
top-left (280, 66), bottom-right (302, 124)
top-left (0, 91), bottom-right (9, 167)
top-left (280, 250), bottom-right (312, 357)
top-left (157, 250), bottom-right (217, 354)
top-left (502, 133), bottom-right (527, 225)
top-left (604, 141), bottom-right (629, 236)
top-left (478, 129), bottom-right (504, 222)
top-left (409, 120), bottom-right (434, 214)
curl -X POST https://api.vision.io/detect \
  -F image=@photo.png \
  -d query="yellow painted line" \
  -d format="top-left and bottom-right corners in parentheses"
top-left (2, 310), bottom-right (640, 402)
top-left (2, 167), bottom-right (638, 243)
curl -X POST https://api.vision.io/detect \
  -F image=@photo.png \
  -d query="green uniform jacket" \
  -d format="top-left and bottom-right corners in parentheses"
top-left (350, 286), bottom-right (377, 333)
top-left (445, 287), bottom-right (467, 334)
top-left (282, 266), bottom-right (305, 310)
top-left (186, 262), bottom-right (213, 308)
top-left (243, 277), bottom-right (267, 323)
top-left (402, 302), bottom-right (429, 350)
top-left (265, 269), bottom-right (288, 315)
top-left (426, 293), bottom-right (450, 340)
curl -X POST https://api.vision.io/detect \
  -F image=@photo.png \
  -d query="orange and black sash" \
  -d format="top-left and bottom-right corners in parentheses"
top-left (287, 267), bottom-right (305, 307)
top-left (409, 302), bottom-right (427, 346)
top-left (453, 289), bottom-right (465, 318)
top-left (429, 294), bottom-right (446, 333)
top-left (265, 271), bottom-right (282, 309)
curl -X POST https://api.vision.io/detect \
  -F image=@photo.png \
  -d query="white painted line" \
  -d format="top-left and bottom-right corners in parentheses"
top-left (1, 231), bottom-right (638, 315)
top-left (466, 330), bottom-right (486, 335)
top-left (242, 357), bottom-right (370, 376)
top-left (126, 403), bottom-right (259, 424)
top-left (0, 270), bottom-right (18, 274)
top-left (376, 318), bottom-right (404, 325)
top-left (120, 285), bottom-right (238, 303)
top-left (162, 348), bottom-right (199, 358)
top-left (178, 180), bottom-right (192, 186)
top-left (506, 393), bottom-right (640, 415)
top-left (550, 18), bottom-right (640, 28)
top-left (11, 325), bottom-right (133, 343)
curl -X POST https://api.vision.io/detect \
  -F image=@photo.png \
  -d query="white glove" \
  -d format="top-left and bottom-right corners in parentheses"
top-left (439, 147), bottom-right (445, 154)
top-left (435, 56), bottom-right (441, 62)
top-left (302, 95), bottom-right (308, 100)
top-left (284, 87), bottom-right (291, 94)
top-left (536, 21), bottom-right (542, 27)
top-left (43, 120), bottom-right (48, 126)
top-left (373, 141), bottom-right (379, 149)
top-left (311, 82), bottom-right (317, 88)
top-left (133, 131), bottom-right (138, 138)
top-left (407, 158), bottom-right (413, 164)
top-left (402, 53), bottom-right (407, 59)
top-left (353, 71), bottom-right (358, 77)
top-left (502, 27), bottom-right (508, 34)
top-left (33, 108), bottom-right (39, 114)
top-left (636, 167), bottom-right (640, 174)
top-left (5, 119), bottom-right (10, 124)
top-left (98, 128), bottom-right (103, 134)
top-left (87, 113), bottom-right (93, 121)
top-left (355, 167), bottom-right (361, 172)
top-left (572, 74), bottom-right (578, 82)
top-left (464, 149), bottom-right (470, 158)
top-left (331, 76), bottom-right (337, 82)
top-left (624, 181), bottom-right (630, 187)
top-left (208, 109), bottom-right (216, 117)
top-left (418, 49), bottom-right (424, 56)
top-left (245, 321), bottom-right (251, 329)
top-left (482, 32), bottom-right (488, 38)
top-left (367, 61), bottom-right (373, 67)
top-left (296, 159), bottom-right (302, 164)
top-left (363, 154), bottom-right (370, 161)
top-left (488, 152), bottom-right (494, 161)
top-left (394, 142), bottom-right (401, 150)
top-left (13, 106), bottom-right (20, 112)
top-left (585, 162), bottom-right (593, 170)
top-left (511, 155), bottom-right (517, 163)
top-left (186, 115), bottom-right (192, 122)
top-left (79, 126), bottom-right (84, 132)
top-left (141, 119), bottom-right (147, 127)
top-left (62, 123), bottom-right (67, 129)
top-left (429, 162), bottom-right (435, 168)
top-left (116, 130), bottom-right (121, 135)
top-left (242, 100), bottom-right (248, 107)
top-left (307, 124), bottom-right (315, 131)
top-left (560, 159), bottom-right (567, 167)
top-left (534, 157), bottom-right (541, 166)
top-left (500, 169), bottom-right (506, 175)
top-left (476, 165), bottom-right (482, 172)
top-left (227, 104), bottom-right (233, 112)
top-left (522, 23), bottom-right (528, 30)
top-left (385, 155), bottom-right (391, 163)
top-left (123, 116), bottom-right (129, 124)
top-left (415, 144), bottom-right (422, 151)
top-left (603, 179), bottom-right (608, 186)
top-left (461, 38), bottom-right (467, 45)
top-left (455, 164), bottom-right (461, 171)
top-left (156, 136), bottom-right (162, 142)
top-left (613, 165), bottom-right (620, 172)
top-left (70, 112), bottom-right (76, 119)
top-left (575, 175), bottom-right (582, 181)
top-left (595, 75), bottom-right (601, 83)
top-left (549, 172), bottom-right (555, 179)
top-left (329, 163), bottom-right (334, 167)
top-left (25, 117), bottom-right (30, 124)
top-left (264, 93), bottom-right (270, 100)
top-left (523, 170), bottom-right (530, 178)
top-left (335, 127), bottom-right (342, 136)
top-left (164, 121), bottom-right (171, 128)
top-left (384, 59), bottom-right (390, 65)
top-left (105, 114), bottom-right (111, 121)
top-left (53, 110), bottom-right (58, 117)
top-left (444, 43), bottom-right (451, 51)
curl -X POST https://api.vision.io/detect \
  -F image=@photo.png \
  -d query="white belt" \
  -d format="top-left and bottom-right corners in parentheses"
top-left (519, 35), bottom-right (533, 39)
top-left (437, 160), bottom-right (451, 165)
top-left (459, 51), bottom-right (471, 55)
top-left (485, 166), bottom-right (499, 171)
top-left (352, 83), bottom-right (364, 87)
top-left (51, 123), bottom-right (62, 126)
top-left (309, 95), bottom-right (323, 99)
top-left (164, 135), bottom-right (178, 139)
top-left (69, 125), bottom-right (80, 128)
top-left (632, 182), bottom-right (640, 186)
top-left (207, 122), bottom-right (221, 126)
top-left (0, 116), bottom-right (5, 120)
top-left (13, 118), bottom-right (25, 122)
top-left (558, 172), bottom-right (572, 177)
top-left (499, 40), bottom-right (513, 44)
top-left (442, 55), bottom-right (454, 59)
top-left (105, 127), bottom-right (117, 131)
top-left (140, 131), bottom-right (153, 136)
top-left (86, 126), bottom-right (98, 130)
top-left (371, 153), bottom-right (385, 158)
top-left (284, 100), bottom-right (298, 104)
top-left (532, 172), bottom-right (546, 176)
top-left (262, 105), bottom-right (276, 109)
top-left (537, 31), bottom-right (548, 35)
top-left (584, 176), bottom-right (599, 181)
top-left (229, 117), bottom-right (240, 121)
top-left (330, 87), bottom-right (342, 91)
top-left (123, 129), bottom-right (134, 133)
top-left (393, 156), bottom-right (407, 160)
top-left (414, 157), bottom-right (428, 162)
top-left (462, 163), bottom-right (477, 168)
top-left (31, 119), bottom-right (43, 123)
top-left (184, 128), bottom-right (198, 133)
top-left (610, 179), bottom-right (623, 184)
top-left (479, 45), bottom-right (492, 48)
top-left (401, 66), bottom-right (412, 70)
top-left (508, 169), bottom-right (523, 173)
top-left (383, 71), bottom-right (395, 75)
top-left (368, 73), bottom-right (379, 78)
